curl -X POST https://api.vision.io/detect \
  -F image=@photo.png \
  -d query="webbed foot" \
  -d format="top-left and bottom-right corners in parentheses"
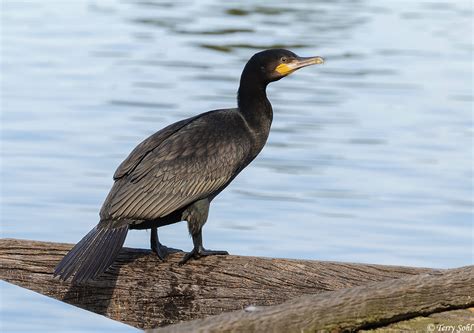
top-left (150, 226), bottom-right (182, 260)
top-left (152, 243), bottom-right (183, 260)
top-left (179, 246), bottom-right (228, 265)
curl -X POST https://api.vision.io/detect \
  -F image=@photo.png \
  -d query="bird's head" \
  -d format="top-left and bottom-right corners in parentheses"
top-left (243, 49), bottom-right (324, 84)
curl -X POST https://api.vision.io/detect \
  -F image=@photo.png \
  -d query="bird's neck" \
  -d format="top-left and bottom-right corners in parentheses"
top-left (237, 77), bottom-right (273, 139)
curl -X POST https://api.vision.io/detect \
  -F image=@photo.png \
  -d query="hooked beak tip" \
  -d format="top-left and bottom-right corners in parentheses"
top-left (313, 56), bottom-right (324, 65)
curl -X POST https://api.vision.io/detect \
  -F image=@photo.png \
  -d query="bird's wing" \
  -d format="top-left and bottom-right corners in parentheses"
top-left (101, 110), bottom-right (251, 221)
top-left (113, 115), bottom-right (200, 180)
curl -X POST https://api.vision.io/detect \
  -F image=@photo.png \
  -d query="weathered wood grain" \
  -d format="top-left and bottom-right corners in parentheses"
top-left (0, 238), bottom-right (436, 329)
top-left (150, 266), bottom-right (473, 333)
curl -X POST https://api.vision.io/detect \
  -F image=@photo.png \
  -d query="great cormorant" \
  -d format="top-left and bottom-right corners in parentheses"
top-left (54, 49), bottom-right (324, 283)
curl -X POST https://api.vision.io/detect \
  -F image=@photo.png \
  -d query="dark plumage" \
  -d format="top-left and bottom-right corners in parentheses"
top-left (54, 49), bottom-right (324, 283)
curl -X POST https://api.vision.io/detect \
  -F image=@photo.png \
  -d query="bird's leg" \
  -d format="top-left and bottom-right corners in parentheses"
top-left (179, 228), bottom-right (228, 264)
top-left (180, 198), bottom-right (228, 264)
top-left (150, 227), bottom-right (182, 260)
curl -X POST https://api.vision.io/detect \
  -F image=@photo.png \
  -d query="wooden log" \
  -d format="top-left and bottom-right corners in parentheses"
top-left (0, 238), bottom-right (435, 329)
top-left (150, 266), bottom-right (473, 333)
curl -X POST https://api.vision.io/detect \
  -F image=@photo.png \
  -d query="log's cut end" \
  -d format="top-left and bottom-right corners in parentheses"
top-left (0, 237), bottom-right (464, 331)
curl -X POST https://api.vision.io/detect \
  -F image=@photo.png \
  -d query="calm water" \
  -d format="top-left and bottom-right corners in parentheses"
top-left (1, 0), bottom-right (472, 331)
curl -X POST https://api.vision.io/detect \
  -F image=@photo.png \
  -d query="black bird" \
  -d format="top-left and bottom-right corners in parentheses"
top-left (54, 49), bottom-right (324, 283)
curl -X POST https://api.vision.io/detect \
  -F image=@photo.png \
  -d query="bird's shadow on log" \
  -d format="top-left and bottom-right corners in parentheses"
top-left (61, 248), bottom-right (150, 316)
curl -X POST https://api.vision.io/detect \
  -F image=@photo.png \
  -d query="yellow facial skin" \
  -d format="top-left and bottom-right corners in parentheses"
top-left (275, 63), bottom-right (295, 75)
top-left (275, 56), bottom-right (324, 76)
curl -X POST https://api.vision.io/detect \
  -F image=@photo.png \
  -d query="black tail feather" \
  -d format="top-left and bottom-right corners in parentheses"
top-left (71, 227), bottom-right (111, 283)
top-left (93, 228), bottom-right (128, 281)
top-left (54, 224), bottom-right (128, 284)
top-left (55, 227), bottom-right (100, 280)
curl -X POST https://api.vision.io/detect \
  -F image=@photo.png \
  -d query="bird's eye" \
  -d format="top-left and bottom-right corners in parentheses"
top-left (281, 57), bottom-right (288, 63)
